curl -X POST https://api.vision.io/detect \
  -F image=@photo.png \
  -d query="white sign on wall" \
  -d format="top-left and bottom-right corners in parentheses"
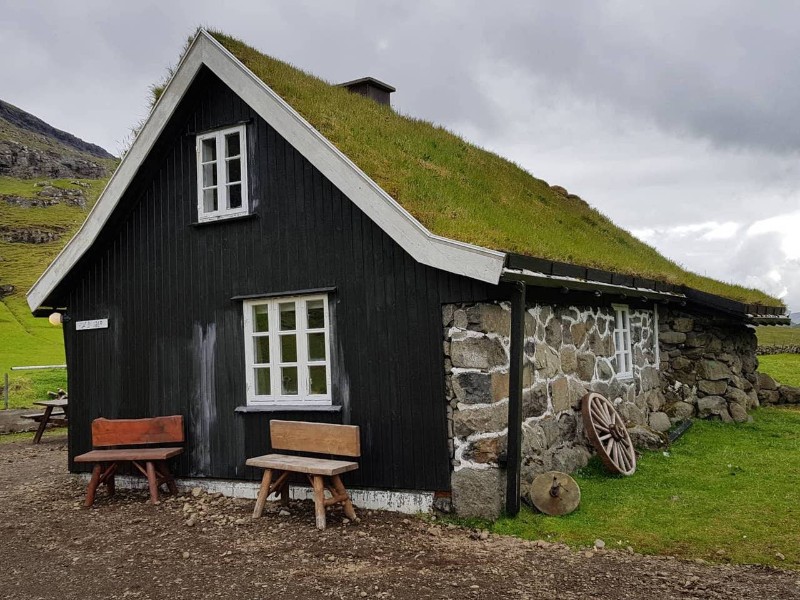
top-left (75, 318), bottom-right (109, 331)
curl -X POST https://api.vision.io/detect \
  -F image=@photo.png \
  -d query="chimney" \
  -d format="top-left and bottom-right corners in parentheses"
top-left (336, 77), bottom-right (396, 107)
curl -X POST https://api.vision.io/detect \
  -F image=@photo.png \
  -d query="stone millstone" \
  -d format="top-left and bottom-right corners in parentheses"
top-left (528, 471), bottom-right (581, 516)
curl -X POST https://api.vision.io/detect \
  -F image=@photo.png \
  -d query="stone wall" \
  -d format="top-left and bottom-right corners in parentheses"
top-left (442, 301), bottom-right (797, 520)
top-left (658, 311), bottom-right (759, 424)
top-left (443, 301), bottom-right (661, 519)
top-left (757, 344), bottom-right (800, 355)
top-left (754, 372), bottom-right (800, 405)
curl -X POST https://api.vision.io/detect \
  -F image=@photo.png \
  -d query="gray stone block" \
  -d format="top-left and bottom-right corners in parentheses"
top-left (576, 352), bottom-right (596, 381)
top-left (452, 371), bottom-right (492, 404)
top-left (453, 401), bottom-right (508, 437)
top-left (628, 425), bottom-right (666, 450)
top-left (550, 376), bottom-right (570, 413)
top-left (668, 401), bottom-right (695, 420)
top-left (725, 386), bottom-right (749, 407)
top-left (560, 345), bottom-right (577, 375)
top-left (698, 379), bottom-right (727, 395)
top-left (533, 343), bottom-right (560, 378)
top-left (728, 403), bottom-right (749, 423)
top-left (649, 411), bottom-right (671, 432)
top-left (450, 336), bottom-right (507, 369)
top-left (660, 331), bottom-right (687, 345)
top-left (757, 372), bottom-right (778, 391)
top-left (697, 359), bottom-right (730, 381)
top-left (522, 382), bottom-right (548, 418)
top-left (697, 395), bottom-right (727, 418)
top-left (452, 467), bottom-right (505, 520)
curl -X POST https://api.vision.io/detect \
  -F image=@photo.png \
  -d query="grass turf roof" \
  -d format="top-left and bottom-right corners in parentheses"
top-left (174, 30), bottom-right (780, 307)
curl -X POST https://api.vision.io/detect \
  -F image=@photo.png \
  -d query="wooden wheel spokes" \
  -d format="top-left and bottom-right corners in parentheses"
top-left (581, 392), bottom-right (637, 476)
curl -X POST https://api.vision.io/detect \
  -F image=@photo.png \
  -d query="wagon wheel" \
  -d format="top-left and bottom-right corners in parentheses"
top-left (581, 392), bottom-right (636, 476)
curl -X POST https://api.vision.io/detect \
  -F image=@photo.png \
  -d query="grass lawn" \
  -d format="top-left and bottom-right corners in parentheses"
top-left (756, 326), bottom-right (800, 346)
top-left (758, 354), bottom-right (800, 387)
top-left (0, 176), bottom-right (106, 408)
top-left (486, 407), bottom-right (800, 569)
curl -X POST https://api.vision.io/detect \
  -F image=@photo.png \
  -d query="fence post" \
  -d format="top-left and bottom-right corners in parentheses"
top-left (4, 373), bottom-right (8, 410)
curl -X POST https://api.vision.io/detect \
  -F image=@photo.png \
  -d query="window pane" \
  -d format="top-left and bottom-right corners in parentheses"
top-left (309, 366), bottom-right (327, 395)
top-left (203, 188), bottom-right (218, 213)
top-left (280, 334), bottom-right (297, 362)
top-left (281, 367), bottom-right (298, 395)
top-left (307, 299), bottom-right (325, 329)
top-left (225, 132), bottom-right (240, 157)
top-left (227, 158), bottom-right (241, 183)
top-left (308, 333), bottom-right (326, 360)
top-left (228, 184), bottom-right (242, 209)
top-left (253, 305), bottom-right (269, 332)
top-left (202, 138), bottom-right (216, 162)
top-left (279, 302), bottom-right (296, 330)
top-left (202, 163), bottom-right (217, 187)
top-left (255, 367), bottom-right (270, 395)
top-left (254, 336), bottom-right (270, 364)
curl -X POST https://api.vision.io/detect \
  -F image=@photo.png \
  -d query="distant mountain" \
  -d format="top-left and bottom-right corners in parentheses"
top-left (0, 99), bottom-right (116, 179)
top-left (0, 100), bottom-right (114, 400)
top-left (790, 312), bottom-right (800, 325)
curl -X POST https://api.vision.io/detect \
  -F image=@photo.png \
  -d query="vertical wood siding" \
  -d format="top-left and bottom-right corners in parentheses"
top-left (62, 68), bottom-right (500, 490)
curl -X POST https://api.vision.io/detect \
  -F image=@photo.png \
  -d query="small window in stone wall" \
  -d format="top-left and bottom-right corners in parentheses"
top-left (612, 304), bottom-right (633, 378)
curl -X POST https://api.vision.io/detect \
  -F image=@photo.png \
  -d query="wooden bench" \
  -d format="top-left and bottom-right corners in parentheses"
top-left (74, 416), bottom-right (184, 507)
top-left (246, 420), bottom-right (360, 530)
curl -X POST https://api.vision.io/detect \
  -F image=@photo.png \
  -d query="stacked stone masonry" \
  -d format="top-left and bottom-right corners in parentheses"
top-left (442, 302), bottom-right (798, 519)
top-left (443, 301), bottom-right (661, 519)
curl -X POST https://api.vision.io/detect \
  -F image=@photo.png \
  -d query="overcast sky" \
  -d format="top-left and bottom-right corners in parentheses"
top-left (2, 1), bottom-right (799, 311)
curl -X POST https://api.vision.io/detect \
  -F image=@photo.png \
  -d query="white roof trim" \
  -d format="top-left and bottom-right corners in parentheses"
top-left (26, 30), bottom-right (506, 312)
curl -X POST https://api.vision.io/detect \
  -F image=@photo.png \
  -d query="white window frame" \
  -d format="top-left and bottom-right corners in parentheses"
top-left (612, 304), bottom-right (633, 379)
top-left (195, 124), bottom-right (249, 222)
top-left (243, 294), bottom-right (332, 406)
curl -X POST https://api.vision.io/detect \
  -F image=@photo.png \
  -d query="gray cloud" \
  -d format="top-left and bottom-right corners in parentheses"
top-left (2, 0), bottom-right (799, 308)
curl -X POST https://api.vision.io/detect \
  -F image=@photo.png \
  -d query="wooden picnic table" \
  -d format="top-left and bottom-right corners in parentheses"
top-left (30, 398), bottom-right (68, 444)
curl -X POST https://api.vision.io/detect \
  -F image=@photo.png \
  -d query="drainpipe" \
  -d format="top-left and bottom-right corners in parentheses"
top-left (505, 280), bottom-right (526, 516)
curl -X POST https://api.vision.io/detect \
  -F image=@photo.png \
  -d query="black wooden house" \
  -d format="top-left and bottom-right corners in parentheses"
top-left (27, 30), bottom-right (786, 515)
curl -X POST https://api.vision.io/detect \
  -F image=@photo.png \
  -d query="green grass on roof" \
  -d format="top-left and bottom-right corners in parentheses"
top-left (200, 31), bottom-right (780, 307)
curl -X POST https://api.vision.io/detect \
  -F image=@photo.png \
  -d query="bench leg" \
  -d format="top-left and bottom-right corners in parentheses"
top-left (311, 475), bottom-right (326, 530)
top-left (145, 461), bottom-right (159, 504)
top-left (156, 461), bottom-right (178, 495)
top-left (84, 463), bottom-right (103, 507)
top-left (32, 406), bottom-right (53, 444)
top-left (332, 475), bottom-right (358, 522)
top-left (280, 480), bottom-right (290, 506)
top-left (253, 468), bottom-right (274, 518)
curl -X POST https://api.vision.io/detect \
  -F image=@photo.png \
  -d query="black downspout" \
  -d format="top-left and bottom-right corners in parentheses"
top-left (505, 280), bottom-right (526, 516)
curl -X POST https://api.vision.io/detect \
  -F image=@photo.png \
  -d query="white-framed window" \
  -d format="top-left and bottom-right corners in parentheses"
top-left (243, 294), bottom-right (332, 405)
top-left (612, 304), bottom-right (633, 378)
top-left (196, 125), bottom-right (248, 222)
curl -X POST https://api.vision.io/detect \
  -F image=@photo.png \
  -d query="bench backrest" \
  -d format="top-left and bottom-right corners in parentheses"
top-left (91, 416), bottom-right (184, 448)
top-left (270, 420), bottom-right (360, 457)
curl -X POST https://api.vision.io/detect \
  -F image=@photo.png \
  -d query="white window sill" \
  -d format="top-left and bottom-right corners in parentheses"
top-left (192, 212), bottom-right (257, 227)
top-left (235, 405), bottom-right (341, 413)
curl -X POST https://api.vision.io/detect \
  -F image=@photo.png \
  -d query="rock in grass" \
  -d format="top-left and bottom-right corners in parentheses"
top-left (594, 539), bottom-right (605, 550)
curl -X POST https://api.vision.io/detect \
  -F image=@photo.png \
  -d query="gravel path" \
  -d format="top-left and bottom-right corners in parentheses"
top-left (1, 435), bottom-right (798, 599)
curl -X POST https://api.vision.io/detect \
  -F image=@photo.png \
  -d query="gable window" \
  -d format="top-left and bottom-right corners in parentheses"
top-left (196, 125), bottom-right (248, 222)
top-left (612, 304), bottom-right (633, 378)
top-left (243, 294), bottom-right (332, 405)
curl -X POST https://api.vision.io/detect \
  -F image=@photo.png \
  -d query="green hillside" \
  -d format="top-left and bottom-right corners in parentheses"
top-left (0, 102), bottom-right (114, 408)
top-left (187, 30), bottom-right (779, 307)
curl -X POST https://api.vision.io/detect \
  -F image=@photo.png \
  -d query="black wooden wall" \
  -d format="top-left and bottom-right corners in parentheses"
top-left (58, 67), bottom-right (500, 491)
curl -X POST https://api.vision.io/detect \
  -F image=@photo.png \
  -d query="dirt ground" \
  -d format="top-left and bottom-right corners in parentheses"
top-left (1, 436), bottom-right (798, 600)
